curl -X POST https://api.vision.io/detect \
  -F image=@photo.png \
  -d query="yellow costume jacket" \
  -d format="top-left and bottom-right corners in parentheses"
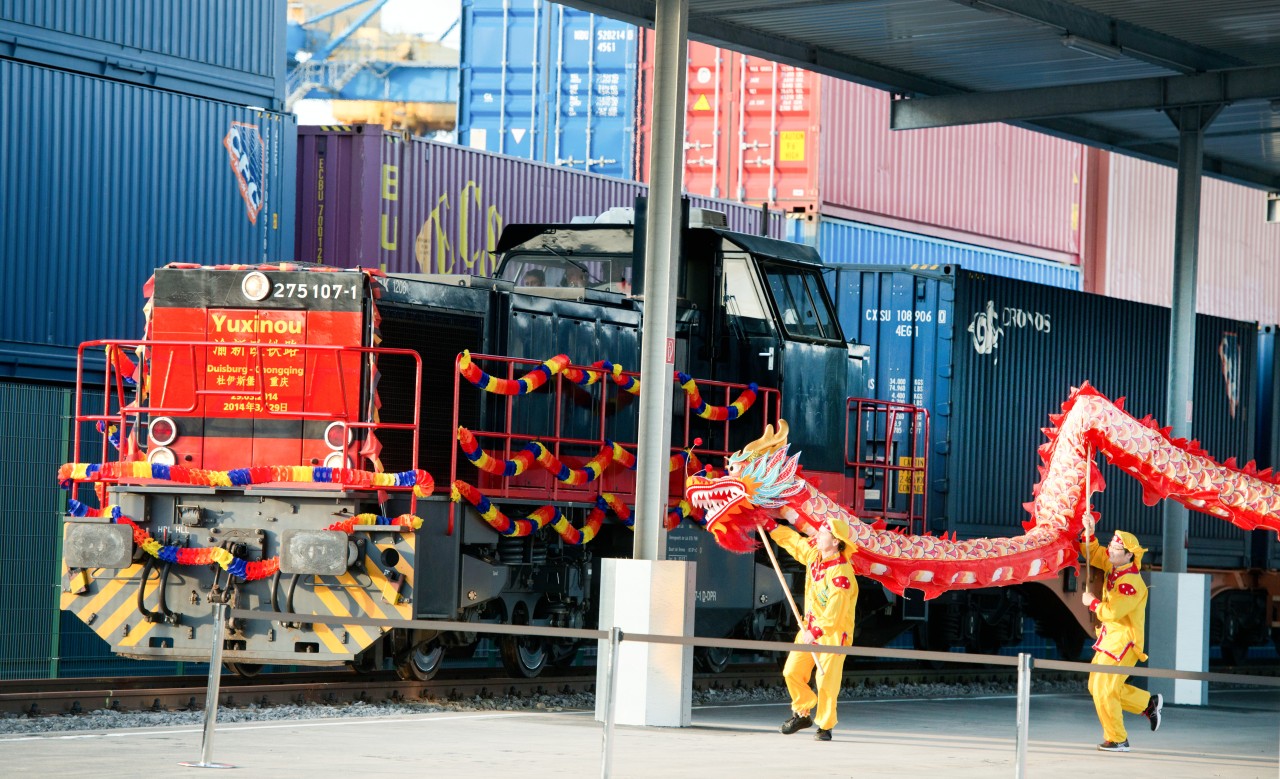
top-left (1081, 539), bottom-right (1148, 663)
top-left (771, 525), bottom-right (857, 645)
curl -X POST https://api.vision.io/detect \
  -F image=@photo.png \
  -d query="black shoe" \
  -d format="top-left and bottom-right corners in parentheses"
top-left (1144, 693), bottom-right (1163, 732)
top-left (814, 728), bottom-right (832, 741)
top-left (1097, 740), bottom-right (1130, 752)
top-left (780, 713), bottom-right (813, 735)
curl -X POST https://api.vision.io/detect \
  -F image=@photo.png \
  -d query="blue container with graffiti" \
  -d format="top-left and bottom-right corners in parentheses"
top-left (830, 265), bottom-right (1256, 569)
top-left (0, 59), bottom-right (296, 383)
top-left (789, 215), bottom-right (1081, 289)
top-left (458, 0), bottom-right (639, 180)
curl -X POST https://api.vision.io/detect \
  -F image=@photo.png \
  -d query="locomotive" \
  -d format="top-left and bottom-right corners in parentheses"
top-left (60, 204), bottom-right (926, 680)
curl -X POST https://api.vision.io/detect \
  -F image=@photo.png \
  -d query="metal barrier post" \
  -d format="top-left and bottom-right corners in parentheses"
top-left (1014, 652), bottom-right (1032, 778)
top-left (180, 602), bottom-right (234, 769)
top-left (600, 626), bottom-right (622, 779)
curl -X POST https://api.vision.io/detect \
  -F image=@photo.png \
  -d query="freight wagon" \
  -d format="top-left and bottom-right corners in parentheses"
top-left (60, 204), bottom-right (920, 679)
top-left (830, 264), bottom-right (1280, 661)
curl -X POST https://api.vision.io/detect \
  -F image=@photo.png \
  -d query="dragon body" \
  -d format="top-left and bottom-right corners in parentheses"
top-left (685, 383), bottom-right (1280, 599)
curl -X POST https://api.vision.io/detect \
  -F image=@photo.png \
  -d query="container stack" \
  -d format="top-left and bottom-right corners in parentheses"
top-left (1, 1), bottom-right (296, 383)
top-left (0, 1), bottom-right (293, 679)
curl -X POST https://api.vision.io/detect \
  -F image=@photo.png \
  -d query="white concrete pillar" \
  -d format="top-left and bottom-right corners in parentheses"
top-left (1146, 571), bottom-right (1209, 705)
top-left (594, 558), bottom-right (695, 727)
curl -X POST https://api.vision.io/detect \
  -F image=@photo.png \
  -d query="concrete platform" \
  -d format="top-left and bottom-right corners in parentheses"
top-left (3, 687), bottom-right (1276, 778)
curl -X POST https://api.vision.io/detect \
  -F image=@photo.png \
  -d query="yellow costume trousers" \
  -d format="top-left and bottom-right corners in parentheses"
top-left (1087, 650), bottom-right (1151, 742)
top-left (782, 634), bottom-right (846, 730)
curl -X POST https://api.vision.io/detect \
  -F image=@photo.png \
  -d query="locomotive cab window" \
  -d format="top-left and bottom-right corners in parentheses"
top-left (722, 253), bottom-right (773, 337)
top-left (759, 262), bottom-right (840, 342)
top-left (500, 253), bottom-right (631, 293)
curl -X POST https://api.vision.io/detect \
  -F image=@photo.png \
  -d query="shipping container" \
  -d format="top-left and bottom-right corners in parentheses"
top-left (789, 215), bottom-right (1081, 290)
top-left (0, 60), bottom-right (297, 383)
top-left (0, 0), bottom-right (285, 109)
top-left (295, 124), bottom-right (784, 274)
top-left (458, 0), bottom-right (639, 180)
top-left (1091, 152), bottom-right (1280, 325)
top-left (633, 44), bottom-right (1085, 263)
top-left (638, 36), bottom-right (819, 207)
top-left (831, 265), bottom-right (1257, 570)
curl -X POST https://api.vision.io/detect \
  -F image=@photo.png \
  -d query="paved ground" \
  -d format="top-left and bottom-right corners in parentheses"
top-left (3, 687), bottom-right (1276, 778)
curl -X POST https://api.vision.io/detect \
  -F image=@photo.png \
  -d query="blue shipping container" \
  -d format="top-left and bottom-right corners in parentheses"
top-left (459, 0), bottom-right (638, 179)
top-left (788, 215), bottom-right (1082, 290)
top-left (0, 0), bottom-right (286, 109)
top-left (832, 265), bottom-right (1257, 570)
top-left (0, 60), bottom-right (297, 383)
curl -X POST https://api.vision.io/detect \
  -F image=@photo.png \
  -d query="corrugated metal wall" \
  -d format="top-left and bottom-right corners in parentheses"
top-left (0, 60), bottom-right (297, 383)
top-left (818, 78), bottom-right (1085, 262)
top-left (1098, 153), bottom-right (1280, 325)
top-left (457, 0), bottom-right (639, 178)
top-left (790, 216), bottom-right (1082, 289)
top-left (295, 125), bottom-right (784, 274)
top-left (0, 381), bottom-right (186, 679)
top-left (949, 271), bottom-right (1256, 569)
top-left (0, 0), bottom-right (285, 109)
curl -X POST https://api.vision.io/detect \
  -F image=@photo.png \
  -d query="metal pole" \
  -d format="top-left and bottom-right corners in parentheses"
top-left (633, 0), bottom-right (689, 561)
top-left (600, 626), bottom-right (622, 779)
top-left (179, 602), bottom-right (234, 769)
top-left (1014, 652), bottom-right (1032, 779)
top-left (1161, 104), bottom-right (1217, 574)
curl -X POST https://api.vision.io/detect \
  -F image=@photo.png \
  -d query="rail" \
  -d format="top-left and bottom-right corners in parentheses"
top-left (70, 338), bottom-right (424, 508)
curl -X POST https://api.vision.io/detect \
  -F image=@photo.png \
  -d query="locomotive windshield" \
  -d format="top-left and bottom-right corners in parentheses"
top-left (758, 261), bottom-right (841, 342)
top-left (501, 253), bottom-right (631, 293)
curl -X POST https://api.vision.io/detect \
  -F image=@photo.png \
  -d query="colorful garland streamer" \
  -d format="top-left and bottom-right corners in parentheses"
top-left (457, 428), bottom-right (615, 484)
top-left (460, 429), bottom-right (696, 481)
top-left (58, 461), bottom-right (434, 498)
top-left (459, 353), bottom-right (758, 420)
top-left (66, 500), bottom-right (423, 581)
top-left (675, 372), bottom-right (758, 421)
top-left (450, 482), bottom-right (710, 541)
top-left (458, 350), bottom-right (571, 395)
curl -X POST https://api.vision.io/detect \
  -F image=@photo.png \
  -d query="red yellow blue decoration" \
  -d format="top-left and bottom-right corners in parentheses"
top-left (676, 372), bottom-right (758, 420)
top-left (66, 499), bottom-right (421, 581)
top-left (58, 461), bottom-right (434, 498)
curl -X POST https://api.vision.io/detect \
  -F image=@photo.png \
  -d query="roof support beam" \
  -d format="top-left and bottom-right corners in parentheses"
top-left (891, 66), bottom-right (1280, 130)
top-left (953, 0), bottom-right (1245, 73)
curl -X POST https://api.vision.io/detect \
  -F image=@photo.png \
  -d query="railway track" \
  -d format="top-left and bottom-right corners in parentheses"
top-left (4, 662), bottom-right (1274, 720)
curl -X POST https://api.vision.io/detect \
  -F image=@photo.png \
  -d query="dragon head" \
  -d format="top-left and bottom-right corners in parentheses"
top-left (684, 420), bottom-right (805, 552)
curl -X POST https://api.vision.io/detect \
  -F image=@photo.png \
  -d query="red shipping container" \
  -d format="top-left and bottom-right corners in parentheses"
top-left (1092, 152), bottom-right (1280, 325)
top-left (637, 40), bottom-right (1084, 263)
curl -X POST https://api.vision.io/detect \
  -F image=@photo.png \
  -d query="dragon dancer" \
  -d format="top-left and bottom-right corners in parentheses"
top-left (1080, 516), bottom-right (1163, 752)
top-left (762, 515), bottom-right (858, 742)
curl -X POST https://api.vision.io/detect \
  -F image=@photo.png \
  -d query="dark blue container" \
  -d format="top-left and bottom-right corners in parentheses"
top-left (0, 0), bottom-right (286, 109)
top-left (458, 0), bottom-right (638, 180)
top-left (831, 265), bottom-right (1258, 570)
top-left (0, 60), bottom-right (297, 383)
top-left (796, 215), bottom-right (1081, 289)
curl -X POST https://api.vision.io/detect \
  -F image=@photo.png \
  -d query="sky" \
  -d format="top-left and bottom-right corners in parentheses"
top-left (380, 0), bottom-right (462, 47)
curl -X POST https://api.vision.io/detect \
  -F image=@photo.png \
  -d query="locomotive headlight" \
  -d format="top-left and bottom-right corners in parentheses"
top-left (147, 446), bottom-right (177, 466)
top-left (280, 529), bottom-right (349, 575)
top-left (324, 451), bottom-right (352, 469)
top-left (64, 521), bottom-right (135, 569)
top-left (323, 421), bottom-right (351, 450)
top-left (241, 271), bottom-right (271, 301)
top-left (148, 416), bottom-right (178, 446)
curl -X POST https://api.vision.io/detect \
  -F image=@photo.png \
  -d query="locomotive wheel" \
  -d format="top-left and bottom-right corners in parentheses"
top-left (547, 639), bottom-right (580, 669)
top-left (499, 635), bottom-right (548, 678)
top-left (396, 640), bottom-right (445, 681)
top-left (694, 646), bottom-right (732, 674)
top-left (1220, 637), bottom-right (1251, 667)
top-left (224, 662), bottom-right (262, 678)
top-left (1053, 626), bottom-right (1086, 662)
